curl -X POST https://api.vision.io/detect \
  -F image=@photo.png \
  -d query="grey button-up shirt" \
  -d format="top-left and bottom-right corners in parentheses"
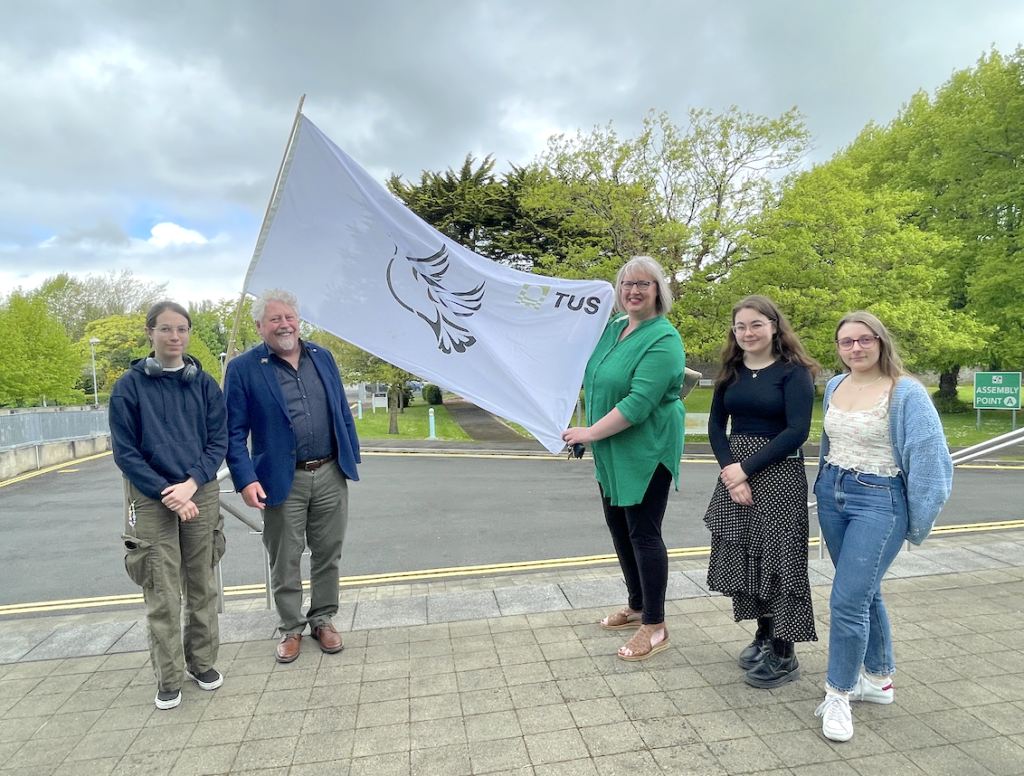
top-left (270, 343), bottom-right (334, 461)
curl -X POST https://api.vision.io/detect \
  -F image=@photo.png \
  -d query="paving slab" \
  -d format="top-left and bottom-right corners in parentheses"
top-left (352, 596), bottom-right (427, 630)
top-left (666, 571), bottom-right (709, 600)
top-left (924, 547), bottom-right (1009, 572)
top-left (681, 569), bottom-right (718, 595)
top-left (558, 578), bottom-right (628, 609)
top-left (494, 584), bottom-right (571, 616)
top-left (970, 540), bottom-right (1024, 566)
top-left (886, 550), bottom-right (953, 578)
top-left (106, 621), bottom-right (148, 654)
top-left (426, 590), bottom-right (501, 623)
top-left (0, 630), bottom-right (51, 663)
top-left (20, 622), bottom-right (134, 661)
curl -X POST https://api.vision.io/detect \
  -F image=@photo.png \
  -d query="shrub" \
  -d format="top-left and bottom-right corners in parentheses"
top-left (932, 391), bottom-right (970, 415)
top-left (422, 384), bottom-right (443, 405)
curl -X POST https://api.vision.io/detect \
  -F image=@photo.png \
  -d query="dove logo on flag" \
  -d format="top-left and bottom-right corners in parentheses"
top-left (386, 244), bottom-right (486, 354)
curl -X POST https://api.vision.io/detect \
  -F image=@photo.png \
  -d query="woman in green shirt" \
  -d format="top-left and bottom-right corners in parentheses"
top-left (562, 256), bottom-right (686, 660)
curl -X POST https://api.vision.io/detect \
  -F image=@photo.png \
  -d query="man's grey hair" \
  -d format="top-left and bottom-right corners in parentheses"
top-left (252, 288), bottom-right (300, 323)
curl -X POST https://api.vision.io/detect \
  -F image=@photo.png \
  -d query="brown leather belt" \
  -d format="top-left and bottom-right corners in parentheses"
top-left (296, 455), bottom-right (334, 471)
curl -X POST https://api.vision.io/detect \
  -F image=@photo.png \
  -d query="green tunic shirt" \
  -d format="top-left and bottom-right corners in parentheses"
top-left (584, 314), bottom-right (686, 506)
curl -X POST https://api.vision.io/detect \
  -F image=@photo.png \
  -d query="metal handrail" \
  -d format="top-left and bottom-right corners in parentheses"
top-left (216, 465), bottom-right (273, 610)
top-left (815, 427), bottom-right (1024, 558)
top-left (950, 427), bottom-right (1024, 465)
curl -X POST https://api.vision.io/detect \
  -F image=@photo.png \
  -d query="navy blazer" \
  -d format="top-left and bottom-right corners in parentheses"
top-left (225, 340), bottom-right (360, 506)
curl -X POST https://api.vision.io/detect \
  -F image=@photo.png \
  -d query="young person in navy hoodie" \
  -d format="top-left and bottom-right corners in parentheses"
top-left (109, 301), bottom-right (228, 711)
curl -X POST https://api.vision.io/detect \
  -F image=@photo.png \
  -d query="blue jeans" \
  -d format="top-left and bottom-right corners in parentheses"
top-left (814, 463), bottom-right (908, 692)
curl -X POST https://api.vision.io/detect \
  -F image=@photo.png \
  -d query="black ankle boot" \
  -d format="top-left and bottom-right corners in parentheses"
top-left (737, 617), bottom-right (772, 670)
top-left (744, 638), bottom-right (801, 688)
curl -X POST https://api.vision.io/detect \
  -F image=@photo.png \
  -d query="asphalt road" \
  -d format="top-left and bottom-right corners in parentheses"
top-left (0, 453), bottom-right (1020, 611)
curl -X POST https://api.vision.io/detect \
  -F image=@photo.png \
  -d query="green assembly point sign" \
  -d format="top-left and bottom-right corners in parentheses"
top-left (973, 372), bottom-right (1021, 410)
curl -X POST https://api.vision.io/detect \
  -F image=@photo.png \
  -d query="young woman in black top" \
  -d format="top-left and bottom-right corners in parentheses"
top-left (704, 295), bottom-right (819, 688)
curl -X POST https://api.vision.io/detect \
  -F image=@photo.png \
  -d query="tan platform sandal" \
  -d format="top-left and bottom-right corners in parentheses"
top-left (600, 607), bottom-right (643, 631)
top-left (618, 624), bottom-right (670, 661)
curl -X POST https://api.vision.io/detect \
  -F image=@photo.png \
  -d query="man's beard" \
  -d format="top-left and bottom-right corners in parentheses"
top-left (276, 334), bottom-right (296, 351)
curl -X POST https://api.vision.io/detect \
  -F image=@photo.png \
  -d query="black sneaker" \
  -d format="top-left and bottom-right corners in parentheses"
top-left (744, 650), bottom-right (801, 688)
top-left (186, 667), bottom-right (224, 691)
top-left (155, 689), bottom-right (181, 710)
top-left (737, 637), bottom-right (771, 670)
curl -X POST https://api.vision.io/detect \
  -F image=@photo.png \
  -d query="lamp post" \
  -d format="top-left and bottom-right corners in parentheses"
top-left (88, 338), bottom-right (100, 406)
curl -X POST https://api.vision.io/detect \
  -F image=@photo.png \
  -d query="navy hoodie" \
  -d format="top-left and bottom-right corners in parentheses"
top-left (109, 356), bottom-right (228, 501)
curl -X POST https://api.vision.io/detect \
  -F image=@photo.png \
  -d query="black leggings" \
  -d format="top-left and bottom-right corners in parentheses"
top-left (600, 464), bottom-right (672, 625)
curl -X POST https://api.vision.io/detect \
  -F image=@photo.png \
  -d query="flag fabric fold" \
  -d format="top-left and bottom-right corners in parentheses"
top-left (244, 116), bottom-right (615, 453)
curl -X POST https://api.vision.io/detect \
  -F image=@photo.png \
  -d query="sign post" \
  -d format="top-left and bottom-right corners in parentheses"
top-left (973, 372), bottom-right (1021, 430)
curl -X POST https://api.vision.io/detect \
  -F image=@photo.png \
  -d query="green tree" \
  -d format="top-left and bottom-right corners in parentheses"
top-left (845, 47), bottom-right (1024, 395)
top-left (521, 107), bottom-right (810, 287)
top-left (31, 270), bottom-right (168, 341)
top-left (80, 314), bottom-right (148, 389)
top-left (0, 294), bottom-right (82, 406)
top-left (700, 159), bottom-right (990, 370)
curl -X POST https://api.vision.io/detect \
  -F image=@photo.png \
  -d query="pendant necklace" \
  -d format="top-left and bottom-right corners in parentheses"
top-left (849, 375), bottom-right (884, 391)
top-left (749, 362), bottom-right (774, 379)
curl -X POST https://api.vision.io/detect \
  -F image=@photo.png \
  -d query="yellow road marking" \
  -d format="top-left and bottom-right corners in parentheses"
top-left (4, 517), bottom-right (1023, 616)
top-left (0, 451), bottom-right (113, 488)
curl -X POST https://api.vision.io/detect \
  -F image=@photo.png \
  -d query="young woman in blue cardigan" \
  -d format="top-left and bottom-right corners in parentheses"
top-left (813, 312), bottom-right (952, 742)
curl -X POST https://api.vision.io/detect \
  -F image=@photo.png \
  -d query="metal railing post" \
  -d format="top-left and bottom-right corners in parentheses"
top-left (216, 466), bottom-right (272, 610)
top-left (214, 562), bottom-right (225, 614)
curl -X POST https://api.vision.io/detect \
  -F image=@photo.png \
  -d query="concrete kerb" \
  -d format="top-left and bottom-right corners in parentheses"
top-left (2, 534), bottom-right (1022, 667)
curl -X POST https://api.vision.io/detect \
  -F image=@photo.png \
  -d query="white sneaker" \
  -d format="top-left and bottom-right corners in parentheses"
top-left (850, 674), bottom-right (893, 705)
top-left (815, 694), bottom-right (853, 742)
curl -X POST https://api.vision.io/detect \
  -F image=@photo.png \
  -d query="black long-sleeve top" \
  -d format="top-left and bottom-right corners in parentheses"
top-left (708, 362), bottom-right (814, 476)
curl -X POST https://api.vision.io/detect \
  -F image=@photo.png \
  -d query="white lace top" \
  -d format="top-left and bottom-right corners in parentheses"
top-left (823, 390), bottom-right (901, 477)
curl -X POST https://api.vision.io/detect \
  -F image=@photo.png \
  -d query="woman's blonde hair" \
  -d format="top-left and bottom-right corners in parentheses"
top-left (835, 311), bottom-right (908, 382)
top-left (613, 256), bottom-right (673, 316)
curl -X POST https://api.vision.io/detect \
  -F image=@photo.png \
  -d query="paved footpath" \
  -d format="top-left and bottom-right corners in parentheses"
top-left (1, 525), bottom-right (1023, 776)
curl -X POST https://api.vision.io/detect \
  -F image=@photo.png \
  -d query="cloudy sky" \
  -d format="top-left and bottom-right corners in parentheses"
top-left (2, 0), bottom-right (1023, 307)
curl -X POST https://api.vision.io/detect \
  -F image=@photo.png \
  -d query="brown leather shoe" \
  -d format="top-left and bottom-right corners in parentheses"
top-left (276, 633), bottom-right (301, 663)
top-left (311, 622), bottom-right (344, 654)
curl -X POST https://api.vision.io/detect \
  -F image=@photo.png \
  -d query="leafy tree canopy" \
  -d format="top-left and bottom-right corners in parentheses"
top-left (0, 294), bottom-right (82, 406)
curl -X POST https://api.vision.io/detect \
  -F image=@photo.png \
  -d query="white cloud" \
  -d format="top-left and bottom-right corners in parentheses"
top-left (1, 0), bottom-right (1023, 310)
top-left (147, 222), bottom-right (208, 247)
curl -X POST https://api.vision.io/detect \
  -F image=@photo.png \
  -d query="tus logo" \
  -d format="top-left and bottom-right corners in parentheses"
top-left (515, 284), bottom-right (550, 310)
top-left (515, 285), bottom-right (603, 315)
top-left (553, 292), bottom-right (602, 315)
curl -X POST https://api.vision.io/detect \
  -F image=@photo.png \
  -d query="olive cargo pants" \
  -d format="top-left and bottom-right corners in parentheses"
top-left (123, 479), bottom-right (225, 692)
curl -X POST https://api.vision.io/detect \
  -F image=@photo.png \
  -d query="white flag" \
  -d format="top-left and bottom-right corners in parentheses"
top-left (243, 116), bottom-right (614, 454)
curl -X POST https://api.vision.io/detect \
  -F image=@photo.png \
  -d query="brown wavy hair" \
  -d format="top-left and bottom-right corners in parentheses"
top-left (715, 295), bottom-right (820, 387)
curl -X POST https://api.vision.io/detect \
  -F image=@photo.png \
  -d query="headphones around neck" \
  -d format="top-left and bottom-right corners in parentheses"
top-left (144, 353), bottom-right (198, 384)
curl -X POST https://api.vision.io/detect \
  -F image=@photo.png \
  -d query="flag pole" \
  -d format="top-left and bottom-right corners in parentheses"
top-left (223, 93), bottom-right (306, 382)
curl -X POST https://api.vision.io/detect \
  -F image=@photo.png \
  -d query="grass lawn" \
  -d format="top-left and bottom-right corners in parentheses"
top-left (354, 386), bottom-right (1019, 452)
top-left (353, 401), bottom-right (472, 441)
top-left (681, 385), bottom-right (1021, 450)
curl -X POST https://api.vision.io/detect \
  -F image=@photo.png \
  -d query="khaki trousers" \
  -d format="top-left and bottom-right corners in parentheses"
top-left (124, 479), bottom-right (224, 692)
top-left (262, 463), bottom-right (348, 634)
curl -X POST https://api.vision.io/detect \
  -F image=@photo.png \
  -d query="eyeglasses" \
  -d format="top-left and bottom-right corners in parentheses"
top-left (620, 280), bottom-right (653, 290)
top-left (836, 335), bottom-right (879, 350)
top-left (731, 321), bottom-right (772, 334)
top-left (154, 326), bottom-right (191, 336)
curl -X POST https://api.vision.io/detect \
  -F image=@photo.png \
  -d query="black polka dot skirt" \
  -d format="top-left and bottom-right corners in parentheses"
top-left (704, 434), bottom-right (817, 643)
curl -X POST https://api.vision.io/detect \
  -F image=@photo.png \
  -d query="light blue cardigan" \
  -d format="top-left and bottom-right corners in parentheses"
top-left (818, 375), bottom-right (953, 545)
